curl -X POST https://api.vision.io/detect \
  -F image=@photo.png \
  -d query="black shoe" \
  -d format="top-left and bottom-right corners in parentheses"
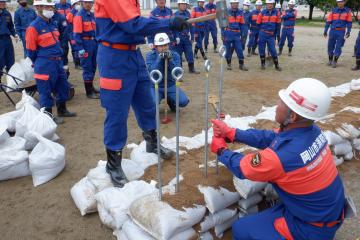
top-left (260, 57), bottom-right (266, 70)
top-left (45, 107), bottom-right (64, 124)
top-left (143, 130), bottom-right (175, 160)
top-left (214, 45), bottom-right (218, 53)
top-left (278, 47), bottom-right (283, 56)
top-left (327, 55), bottom-right (333, 66)
top-left (288, 48), bottom-right (292, 56)
top-left (85, 82), bottom-right (100, 99)
top-left (239, 59), bottom-right (248, 71)
top-left (200, 48), bottom-right (207, 60)
top-left (87, 92), bottom-right (100, 99)
top-left (352, 59), bottom-right (360, 71)
top-left (247, 48), bottom-right (251, 57)
top-left (194, 47), bottom-right (199, 59)
top-left (273, 57), bottom-right (282, 71)
top-left (332, 56), bottom-right (339, 68)
top-left (226, 59), bottom-right (232, 70)
top-left (205, 47), bottom-right (208, 53)
top-left (56, 102), bottom-right (77, 118)
top-left (188, 62), bottom-right (200, 74)
top-left (167, 99), bottom-right (176, 112)
top-left (106, 149), bottom-right (128, 188)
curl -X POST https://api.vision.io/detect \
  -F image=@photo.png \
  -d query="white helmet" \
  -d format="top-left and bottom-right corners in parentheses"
top-left (336, 0), bottom-right (344, 2)
top-left (278, 78), bottom-right (331, 121)
top-left (255, 0), bottom-right (263, 6)
top-left (154, 33), bottom-right (170, 46)
top-left (177, 0), bottom-right (188, 3)
top-left (266, 0), bottom-right (275, 4)
top-left (230, 0), bottom-right (239, 3)
top-left (81, 0), bottom-right (94, 2)
top-left (288, 0), bottom-right (296, 5)
top-left (197, 0), bottom-right (205, 2)
top-left (243, 0), bottom-right (251, 6)
top-left (275, 2), bottom-right (281, 8)
top-left (33, 0), bottom-right (55, 6)
top-left (71, 0), bottom-right (80, 5)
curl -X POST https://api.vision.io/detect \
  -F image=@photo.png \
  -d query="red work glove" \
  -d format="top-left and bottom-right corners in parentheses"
top-left (211, 119), bottom-right (236, 142)
top-left (211, 137), bottom-right (228, 156)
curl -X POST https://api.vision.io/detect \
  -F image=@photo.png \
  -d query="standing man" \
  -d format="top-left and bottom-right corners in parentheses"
top-left (148, 0), bottom-right (175, 50)
top-left (192, 0), bottom-right (208, 60)
top-left (257, 0), bottom-right (282, 71)
top-left (279, 0), bottom-right (297, 56)
top-left (352, 15), bottom-right (360, 71)
top-left (242, 0), bottom-right (251, 51)
top-left (146, 33), bottom-right (189, 112)
top-left (52, 7), bottom-right (70, 72)
top-left (66, 0), bottom-right (82, 69)
top-left (223, 0), bottom-right (248, 71)
top-left (275, 2), bottom-right (282, 44)
top-left (94, 0), bottom-right (188, 187)
top-left (204, 0), bottom-right (218, 53)
top-left (324, 0), bottom-right (352, 68)
top-left (0, 0), bottom-right (18, 82)
top-left (73, 0), bottom-right (99, 99)
top-left (26, 0), bottom-right (76, 121)
top-left (14, 0), bottom-right (37, 57)
top-left (174, 0), bottom-right (199, 74)
top-left (247, 0), bottom-right (263, 57)
top-left (211, 78), bottom-right (346, 240)
top-left (55, 0), bottom-right (71, 18)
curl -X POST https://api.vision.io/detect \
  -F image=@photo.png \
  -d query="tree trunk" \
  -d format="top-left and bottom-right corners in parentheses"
top-left (309, 4), bottom-right (315, 20)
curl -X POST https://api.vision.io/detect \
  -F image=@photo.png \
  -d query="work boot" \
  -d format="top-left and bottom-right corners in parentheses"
top-left (57, 102), bottom-right (77, 117)
top-left (167, 98), bottom-right (176, 112)
top-left (226, 59), bottom-right (232, 70)
top-left (260, 57), bottom-right (266, 70)
top-left (143, 130), bottom-right (175, 160)
top-left (45, 107), bottom-right (64, 124)
top-left (247, 48), bottom-right (251, 57)
top-left (194, 47), bottom-right (199, 59)
top-left (278, 47), bottom-right (283, 56)
top-left (214, 45), bottom-right (218, 53)
top-left (74, 59), bottom-right (82, 70)
top-left (106, 149), bottom-right (128, 188)
top-left (239, 59), bottom-right (249, 71)
top-left (327, 55), bottom-right (333, 66)
top-left (85, 82), bottom-right (100, 99)
top-left (351, 58), bottom-right (360, 71)
top-left (273, 57), bottom-right (282, 71)
top-left (332, 56), bottom-right (339, 68)
top-left (188, 62), bottom-right (200, 74)
top-left (251, 47), bottom-right (258, 55)
top-left (205, 46), bottom-right (208, 53)
top-left (200, 48), bottom-right (208, 60)
top-left (288, 48), bottom-right (293, 56)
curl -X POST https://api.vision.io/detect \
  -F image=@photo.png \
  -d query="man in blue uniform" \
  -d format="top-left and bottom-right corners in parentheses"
top-left (242, 0), bottom-right (251, 51)
top-left (95, 0), bottom-right (188, 187)
top-left (66, 0), bottom-right (81, 69)
top-left (204, 0), bottom-right (218, 53)
top-left (352, 15), bottom-right (360, 71)
top-left (26, 0), bottom-right (76, 121)
top-left (211, 78), bottom-right (345, 240)
top-left (192, 0), bottom-right (207, 60)
top-left (14, 0), bottom-right (37, 57)
top-left (279, 0), bottom-right (297, 56)
top-left (324, 0), bottom-right (352, 68)
top-left (52, 7), bottom-right (70, 70)
top-left (247, 0), bottom-right (262, 57)
top-left (146, 33), bottom-right (189, 112)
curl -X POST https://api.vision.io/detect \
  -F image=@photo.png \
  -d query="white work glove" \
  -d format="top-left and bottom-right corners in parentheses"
top-left (176, 37), bottom-right (180, 45)
top-left (148, 43), bottom-right (154, 49)
top-left (78, 49), bottom-right (86, 57)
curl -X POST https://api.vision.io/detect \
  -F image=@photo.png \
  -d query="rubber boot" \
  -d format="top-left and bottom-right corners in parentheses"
top-left (288, 47), bottom-right (293, 56)
top-left (278, 47), bottom-right (283, 56)
top-left (273, 57), bottom-right (282, 71)
top-left (194, 47), bottom-right (199, 59)
top-left (214, 44), bottom-right (218, 53)
top-left (45, 107), bottom-right (64, 124)
top-left (247, 48), bottom-right (251, 57)
top-left (251, 47), bottom-right (258, 55)
top-left (260, 57), bottom-right (266, 70)
top-left (327, 55), bottom-right (333, 66)
top-left (226, 59), bottom-right (232, 70)
top-left (332, 56), bottom-right (339, 68)
top-left (239, 59), bottom-right (248, 71)
top-left (188, 62), bottom-right (200, 74)
top-left (143, 130), bottom-right (175, 160)
top-left (57, 102), bottom-right (77, 117)
top-left (85, 82), bottom-right (100, 99)
top-left (106, 149), bottom-right (128, 188)
top-left (205, 46), bottom-right (208, 53)
top-left (351, 58), bottom-right (360, 71)
top-left (74, 59), bottom-right (82, 70)
top-left (200, 48), bottom-right (208, 60)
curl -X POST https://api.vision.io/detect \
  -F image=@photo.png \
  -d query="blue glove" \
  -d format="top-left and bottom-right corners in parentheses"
top-left (170, 16), bottom-right (190, 31)
top-left (78, 49), bottom-right (86, 57)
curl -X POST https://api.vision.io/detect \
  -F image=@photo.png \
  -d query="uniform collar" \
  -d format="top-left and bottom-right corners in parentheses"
top-left (278, 125), bottom-right (314, 139)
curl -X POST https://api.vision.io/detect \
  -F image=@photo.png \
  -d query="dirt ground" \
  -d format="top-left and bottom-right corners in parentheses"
top-left (0, 25), bottom-right (359, 240)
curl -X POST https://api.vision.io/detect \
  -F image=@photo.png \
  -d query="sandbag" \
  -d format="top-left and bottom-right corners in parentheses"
top-left (129, 194), bottom-right (206, 240)
top-left (27, 108), bottom-right (57, 139)
top-left (0, 136), bottom-right (26, 152)
top-left (350, 79), bottom-right (360, 91)
top-left (70, 177), bottom-right (97, 216)
top-left (239, 205), bottom-right (259, 215)
top-left (333, 141), bottom-right (352, 156)
top-left (323, 131), bottom-right (346, 146)
top-left (200, 208), bottom-right (238, 233)
top-left (29, 135), bottom-right (65, 186)
top-left (341, 124), bottom-right (360, 139)
top-left (264, 184), bottom-right (279, 200)
top-left (353, 139), bottom-right (360, 151)
top-left (200, 232), bottom-right (214, 240)
top-left (334, 156), bottom-right (344, 166)
top-left (95, 181), bottom-right (157, 230)
top-left (238, 193), bottom-right (262, 210)
top-left (15, 90), bottom-right (40, 110)
top-left (130, 141), bottom-right (158, 170)
top-left (0, 150), bottom-right (30, 181)
top-left (233, 177), bottom-right (267, 199)
top-left (198, 185), bottom-right (240, 214)
top-left (86, 161), bottom-right (113, 192)
top-left (6, 62), bottom-right (25, 91)
top-left (214, 214), bottom-right (238, 238)
top-left (0, 108), bottom-right (24, 132)
top-left (344, 151), bottom-right (354, 161)
top-left (19, 58), bottom-right (34, 83)
top-left (0, 125), bottom-right (10, 143)
top-left (15, 103), bottom-right (40, 137)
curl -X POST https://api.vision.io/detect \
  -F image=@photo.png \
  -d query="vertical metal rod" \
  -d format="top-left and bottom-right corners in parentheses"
top-left (164, 57), bottom-right (169, 121)
top-left (204, 60), bottom-right (212, 178)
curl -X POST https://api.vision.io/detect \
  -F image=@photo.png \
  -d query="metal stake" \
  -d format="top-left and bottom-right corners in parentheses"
top-left (204, 60), bottom-right (212, 178)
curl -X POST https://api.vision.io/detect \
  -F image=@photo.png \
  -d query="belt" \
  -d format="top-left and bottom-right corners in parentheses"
top-left (100, 41), bottom-right (137, 51)
top-left (261, 30), bottom-right (274, 35)
top-left (333, 28), bottom-right (345, 31)
top-left (225, 28), bottom-right (240, 32)
top-left (309, 210), bottom-right (344, 228)
top-left (47, 57), bottom-right (62, 60)
top-left (82, 36), bottom-right (95, 40)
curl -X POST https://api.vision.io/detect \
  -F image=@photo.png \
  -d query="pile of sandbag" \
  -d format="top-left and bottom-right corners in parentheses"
top-left (0, 92), bottom-right (64, 187)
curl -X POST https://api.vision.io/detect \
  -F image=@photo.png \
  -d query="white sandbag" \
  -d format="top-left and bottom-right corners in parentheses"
top-left (353, 139), bottom-right (360, 151)
top-left (115, 230), bottom-right (129, 240)
top-left (198, 185), bottom-right (240, 214)
top-left (200, 232), bottom-right (214, 240)
top-left (86, 162), bottom-right (113, 192)
top-left (27, 108), bottom-right (57, 139)
top-left (264, 184), bottom-right (279, 200)
top-left (163, 175), bottom-right (184, 195)
top-left (239, 205), bottom-right (259, 215)
top-left (333, 141), bottom-right (352, 156)
top-left (334, 156), bottom-right (344, 166)
top-left (344, 151), bottom-right (354, 161)
top-left (0, 108), bottom-right (24, 132)
top-left (15, 90), bottom-right (40, 110)
top-left (29, 135), bottom-right (65, 186)
top-left (0, 125), bottom-right (10, 143)
top-left (341, 124), bottom-right (360, 139)
top-left (336, 127), bottom-right (351, 140)
top-left (15, 103), bottom-right (40, 137)
top-left (130, 141), bottom-right (158, 170)
top-left (323, 131), bottom-right (346, 146)
top-left (233, 177), bottom-right (267, 199)
top-left (19, 58), bottom-right (34, 83)
top-left (170, 228), bottom-right (196, 240)
top-left (51, 133), bottom-right (60, 142)
top-left (350, 79), bottom-right (360, 91)
top-left (238, 193), bottom-right (262, 210)
top-left (129, 194), bottom-right (206, 240)
top-left (6, 62), bottom-right (25, 90)
top-left (200, 208), bottom-right (238, 233)
top-left (214, 214), bottom-right (238, 238)
top-left (70, 177), bottom-right (97, 216)
top-left (96, 159), bottom-right (144, 182)
top-left (95, 181), bottom-right (157, 230)
top-left (23, 131), bottom-right (39, 150)
top-left (0, 136), bottom-right (26, 152)
top-left (0, 150), bottom-right (30, 181)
